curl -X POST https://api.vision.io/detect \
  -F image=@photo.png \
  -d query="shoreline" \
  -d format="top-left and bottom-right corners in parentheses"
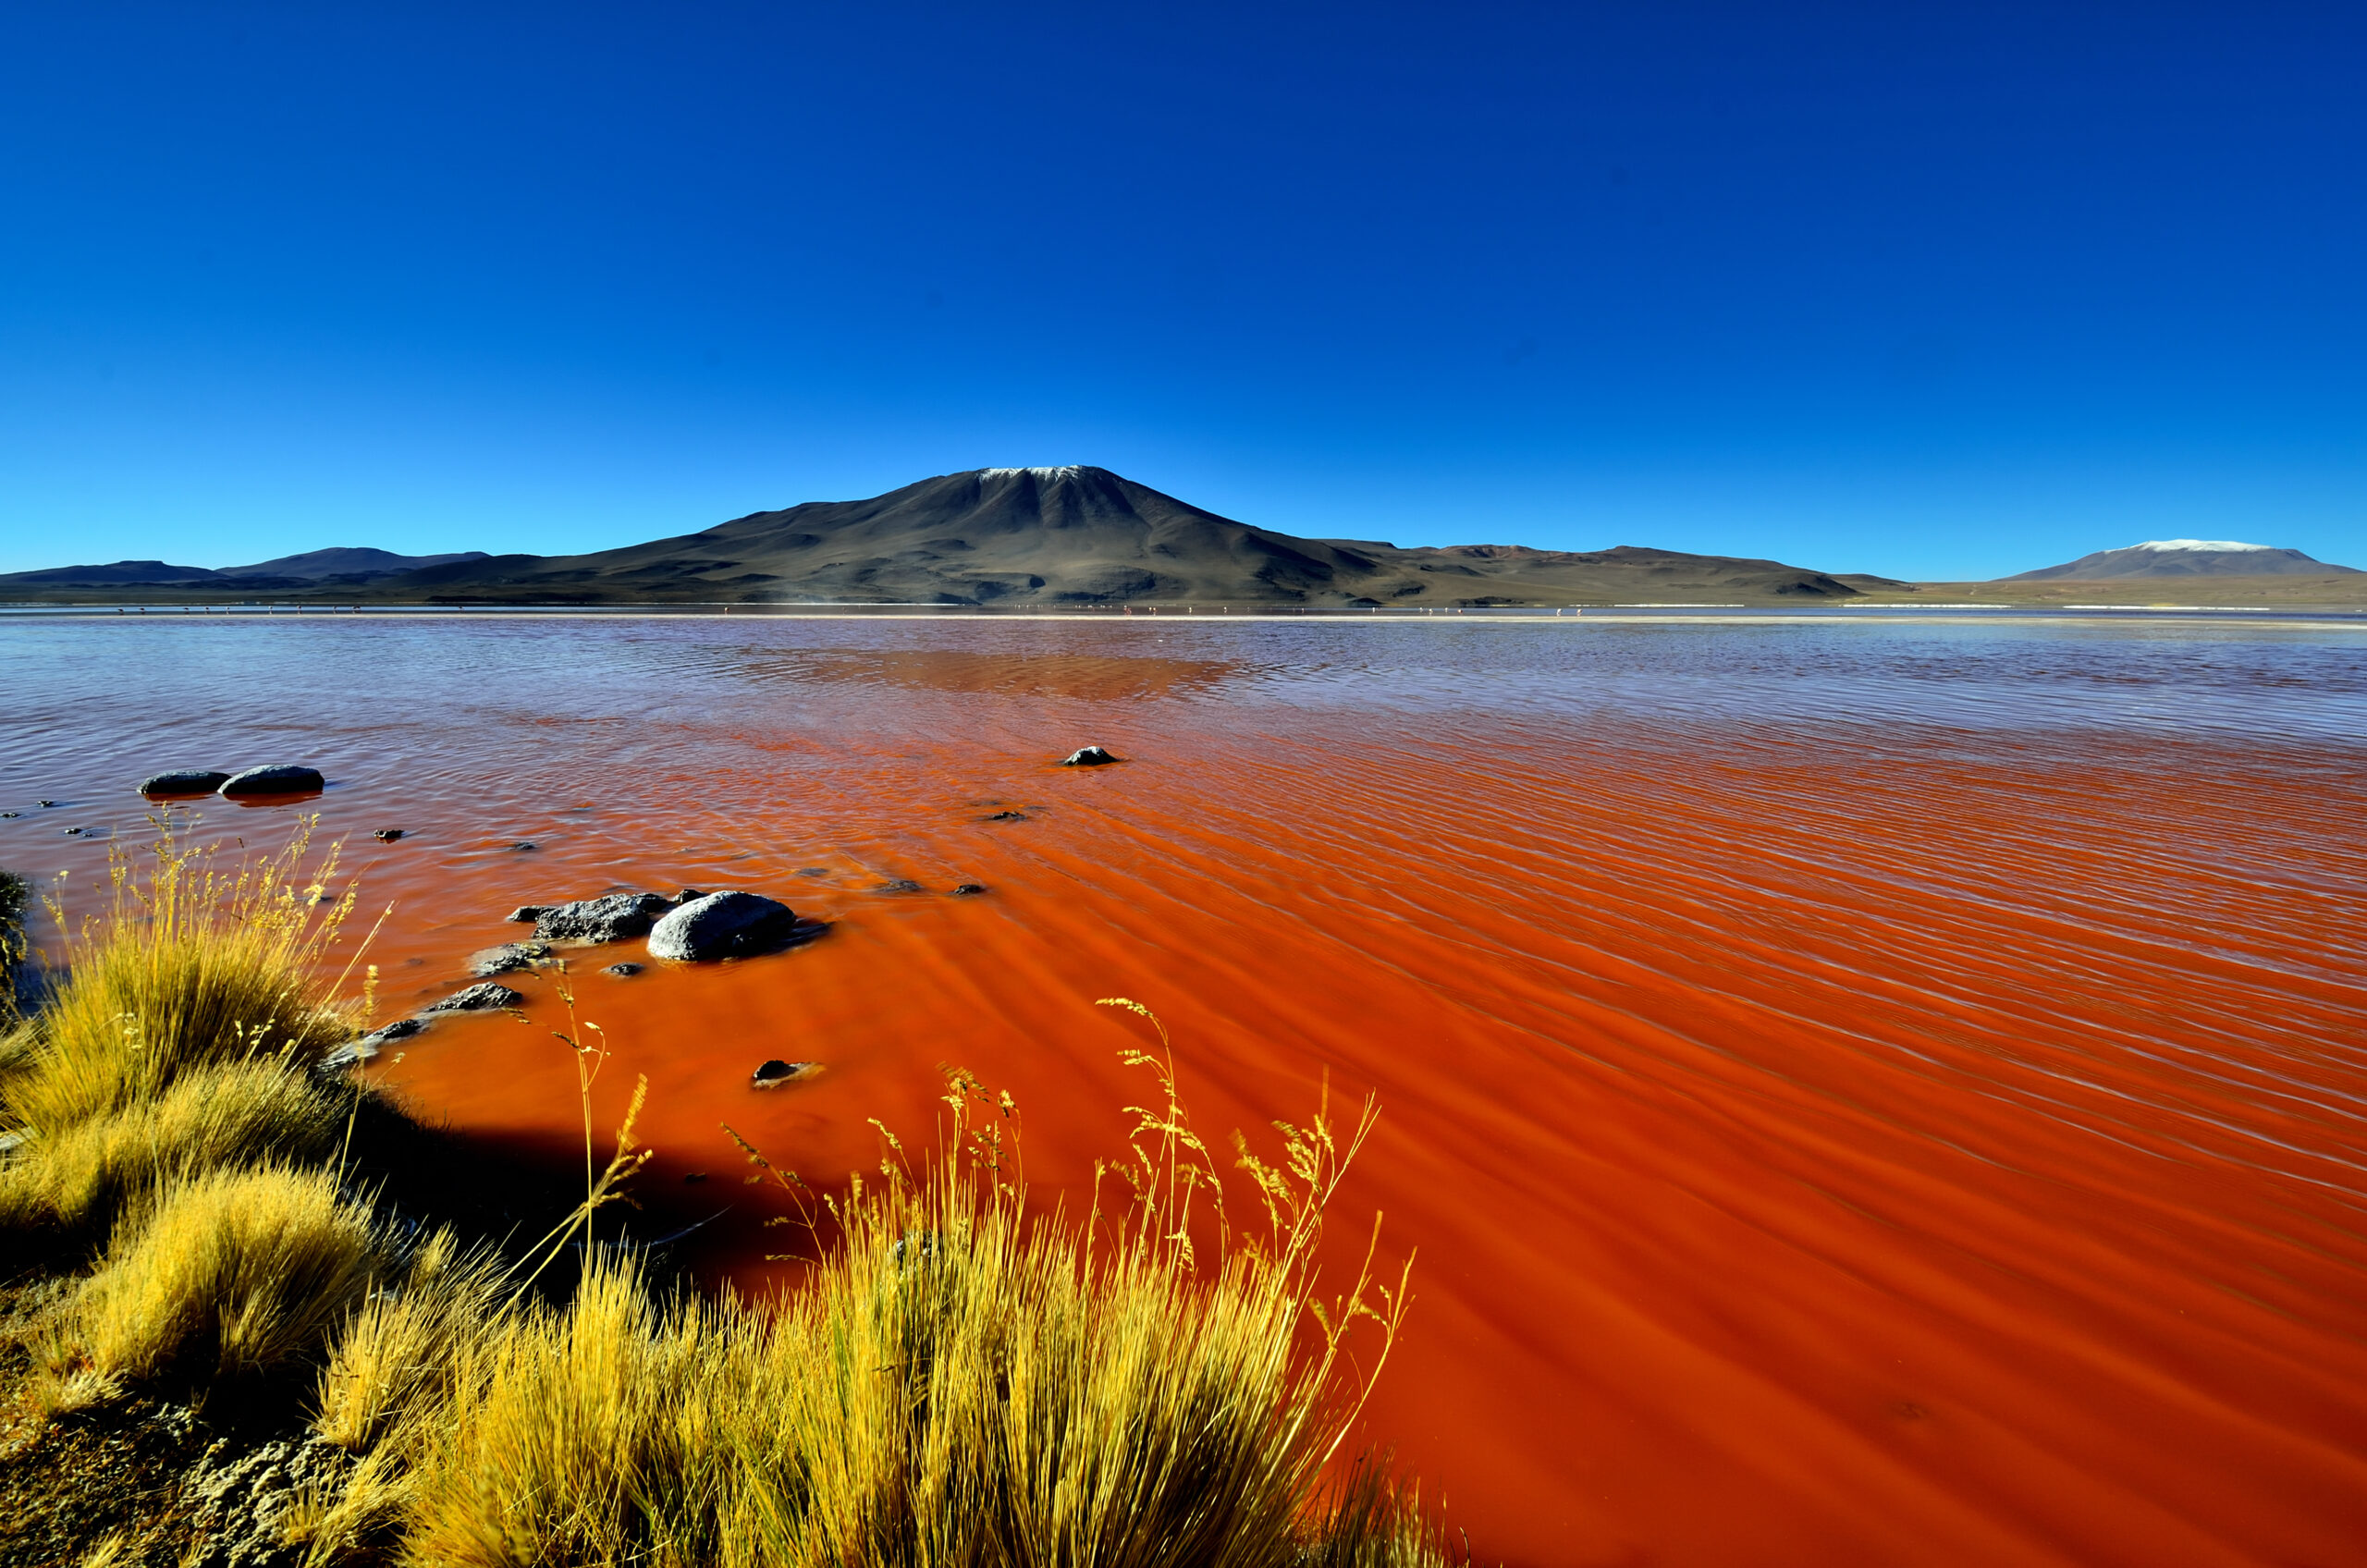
top-left (6, 603), bottom-right (2367, 630)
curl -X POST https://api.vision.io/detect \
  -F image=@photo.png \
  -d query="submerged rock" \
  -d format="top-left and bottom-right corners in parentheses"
top-left (374, 828), bottom-right (405, 842)
top-left (533, 892), bottom-right (674, 943)
top-left (469, 941), bottom-right (549, 977)
top-left (983, 809), bottom-right (1028, 822)
top-left (1060, 746), bottom-right (1118, 766)
top-left (426, 982), bottom-right (524, 1012)
top-left (140, 768), bottom-right (231, 796)
top-left (877, 878), bottom-right (924, 895)
top-left (322, 1016), bottom-right (425, 1071)
top-left (648, 891), bottom-right (796, 962)
top-left (951, 883), bottom-right (987, 896)
top-left (751, 1059), bottom-right (815, 1089)
top-left (218, 765), bottom-right (325, 797)
top-left (604, 962), bottom-right (644, 977)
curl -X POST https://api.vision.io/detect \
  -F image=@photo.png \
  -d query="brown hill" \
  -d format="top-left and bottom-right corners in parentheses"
top-left (2003, 540), bottom-right (2359, 581)
top-left (363, 467), bottom-right (1871, 607)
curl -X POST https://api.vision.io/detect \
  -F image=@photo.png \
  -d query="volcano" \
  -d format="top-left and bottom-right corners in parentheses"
top-left (363, 466), bottom-right (1876, 606)
top-left (2003, 540), bottom-right (2359, 581)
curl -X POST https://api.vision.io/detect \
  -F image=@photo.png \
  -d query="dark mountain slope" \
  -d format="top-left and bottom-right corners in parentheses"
top-left (372, 467), bottom-right (1868, 606)
top-left (0, 548), bottom-right (490, 592)
top-left (220, 547), bottom-right (490, 579)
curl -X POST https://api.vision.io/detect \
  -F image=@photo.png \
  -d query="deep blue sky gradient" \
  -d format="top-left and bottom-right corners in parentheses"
top-left (3, 1), bottom-right (2362, 578)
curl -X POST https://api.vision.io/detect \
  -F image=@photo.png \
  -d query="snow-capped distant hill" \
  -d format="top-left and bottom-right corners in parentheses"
top-left (2003, 540), bottom-right (2360, 581)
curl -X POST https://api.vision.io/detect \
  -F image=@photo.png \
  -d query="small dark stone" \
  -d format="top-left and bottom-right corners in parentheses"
top-left (508, 905), bottom-right (550, 924)
top-left (796, 866), bottom-right (829, 877)
top-left (219, 765), bottom-right (325, 797)
top-left (604, 962), bottom-right (644, 977)
top-left (140, 768), bottom-right (232, 796)
top-left (321, 1017), bottom-right (424, 1072)
top-left (374, 828), bottom-right (405, 841)
top-left (1060, 746), bottom-right (1118, 767)
top-left (649, 891), bottom-right (797, 962)
top-left (426, 982), bottom-right (525, 1012)
top-left (37, 800), bottom-right (57, 808)
top-left (534, 892), bottom-right (674, 943)
top-left (751, 1059), bottom-right (815, 1089)
top-left (984, 810), bottom-right (1028, 822)
top-left (682, 1171), bottom-right (708, 1183)
top-left (469, 941), bottom-right (549, 978)
top-left (673, 888), bottom-right (705, 904)
top-left (510, 841), bottom-right (537, 852)
top-left (877, 878), bottom-right (924, 894)
top-left (951, 883), bottom-right (987, 896)
top-left (0, 812), bottom-right (18, 818)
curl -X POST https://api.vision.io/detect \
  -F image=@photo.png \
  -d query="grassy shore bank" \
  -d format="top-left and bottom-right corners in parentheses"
top-left (0, 833), bottom-right (1452, 1567)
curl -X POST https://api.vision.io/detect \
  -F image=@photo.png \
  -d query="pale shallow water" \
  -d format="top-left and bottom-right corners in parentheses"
top-left (5, 613), bottom-right (2367, 1567)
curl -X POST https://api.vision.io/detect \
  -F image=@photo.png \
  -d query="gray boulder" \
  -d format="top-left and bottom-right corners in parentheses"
top-left (1060, 745), bottom-right (1118, 766)
top-left (533, 892), bottom-right (674, 943)
top-left (140, 768), bottom-right (230, 796)
top-left (648, 891), bottom-right (796, 962)
top-left (427, 982), bottom-right (524, 1012)
top-left (219, 765), bottom-right (325, 797)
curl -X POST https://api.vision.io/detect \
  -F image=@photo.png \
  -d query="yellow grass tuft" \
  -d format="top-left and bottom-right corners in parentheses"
top-left (0, 823), bottom-right (371, 1249)
top-left (0, 1058), bottom-right (351, 1236)
top-left (74, 1162), bottom-right (392, 1393)
top-left (367, 1015), bottom-right (1441, 1567)
top-left (0, 821), bottom-right (359, 1140)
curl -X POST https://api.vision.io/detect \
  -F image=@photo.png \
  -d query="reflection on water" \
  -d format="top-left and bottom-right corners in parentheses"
top-left (725, 645), bottom-right (1261, 701)
top-left (5, 614), bottom-right (2367, 1568)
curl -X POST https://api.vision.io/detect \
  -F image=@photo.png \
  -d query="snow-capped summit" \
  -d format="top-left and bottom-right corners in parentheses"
top-left (2003, 541), bottom-right (2359, 581)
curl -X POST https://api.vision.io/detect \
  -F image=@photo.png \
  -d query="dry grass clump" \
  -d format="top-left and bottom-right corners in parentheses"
top-left (0, 864), bottom-right (29, 1016)
top-left (317, 1009), bottom-right (1444, 1568)
top-left (73, 1162), bottom-right (392, 1393)
top-left (0, 824), bottom-right (366, 1246)
top-left (0, 1058), bottom-right (350, 1236)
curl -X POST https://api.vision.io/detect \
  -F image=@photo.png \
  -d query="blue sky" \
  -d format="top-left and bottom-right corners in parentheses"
top-left (3, 1), bottom-right (2361, 579)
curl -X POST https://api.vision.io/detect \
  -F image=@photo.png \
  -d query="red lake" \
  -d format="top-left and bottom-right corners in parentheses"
top-left (6, 608), bottom-right (2367, 1567)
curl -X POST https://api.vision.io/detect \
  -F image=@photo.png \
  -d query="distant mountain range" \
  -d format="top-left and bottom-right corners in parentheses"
top-left (2004, 540), bottom-right (2359, 581)
top-left (4, 478), bottom-right (2356, 606)
top-left (0, 469), bottom-right (1890, 607)
top-left (0, 547), bottom-right (489, 591)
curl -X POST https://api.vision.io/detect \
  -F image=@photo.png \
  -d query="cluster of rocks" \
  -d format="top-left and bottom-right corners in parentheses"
top-left (310, 741), bottom-right (1115, 1083)
top-left (332, 888), bottom-right (812, 1068)
top-left (139, 765), bottom-right (326, 799)
top-left (504, 888), bottom-right (803, 961)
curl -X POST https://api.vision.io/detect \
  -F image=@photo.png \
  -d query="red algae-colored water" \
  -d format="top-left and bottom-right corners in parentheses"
top-left (7, 611), bottom-right (2367, 1566)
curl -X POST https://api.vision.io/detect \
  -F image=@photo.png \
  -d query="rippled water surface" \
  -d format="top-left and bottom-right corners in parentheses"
top-left (6, 612), bottom-right (2367, 1567)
